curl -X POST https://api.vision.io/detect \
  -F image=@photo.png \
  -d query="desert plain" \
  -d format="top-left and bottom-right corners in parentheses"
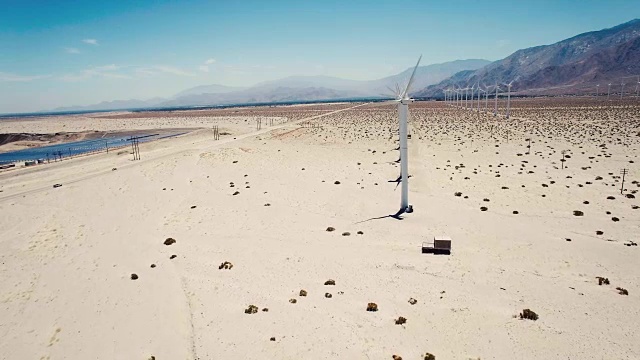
top-left (0, 99), bottom-right (638, 359)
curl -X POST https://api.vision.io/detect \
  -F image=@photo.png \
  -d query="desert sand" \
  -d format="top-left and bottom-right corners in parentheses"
top-left (0, 99), bottom-right (638, 359)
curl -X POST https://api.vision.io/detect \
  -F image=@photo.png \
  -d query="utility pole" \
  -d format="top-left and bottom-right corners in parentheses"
top-left (561, 150), bottom-right (566, 169)
top-left (128, 136), bottom-right (141, 160)
top-left (105, 140), bottom-right (109, 153)
top-left (621, 168), bottom-right (628, 194)
top-left (526, 138), bottom-right (531, 155)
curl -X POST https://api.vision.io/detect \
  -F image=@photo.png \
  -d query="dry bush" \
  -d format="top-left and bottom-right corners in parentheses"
top-left (519, 309), bottom-right (538, 321)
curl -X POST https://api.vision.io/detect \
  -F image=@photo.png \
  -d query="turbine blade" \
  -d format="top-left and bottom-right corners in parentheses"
top-left (401, 55), bottom-right (422, 99)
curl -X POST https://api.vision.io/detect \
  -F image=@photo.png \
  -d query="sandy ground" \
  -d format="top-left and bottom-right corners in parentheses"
top-left (0, 115), bottom-right (282, 134)
top-left (0, 103), bottom-right (349, 153)
top-left (0, 100), bottom-right (638, 360)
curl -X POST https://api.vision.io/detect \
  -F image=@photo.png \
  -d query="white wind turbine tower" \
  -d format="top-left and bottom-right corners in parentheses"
top-left (450, 88), bottom-right (454, 106)
top-left (453, 88), bottom-right (457, 107)
top-left (453, 87), bottom-right (458, 107)
top-left (476, 83), bottom-right (483, 112)
top-left (484, 83), bottom-right (490, 111)
top-left (493, 82), bottom-right (500, 117)
top-left (470, 84), bottom-right (475, 111)
top-left (504, 79), bottom-right (515, 119)
top-left (464, 87), bottom-right (468, 109)
top-left (595, 84), bottom-right (599, 100)
top-left (386, 56), bottom-right (422, 214)
top-left (607, 83), bottom-right (612, 101)
top-left (620, 81), bottom-right (625, 100)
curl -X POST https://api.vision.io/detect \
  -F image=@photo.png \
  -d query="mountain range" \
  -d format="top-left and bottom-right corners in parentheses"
top-left (53, 18), bottom-right (640, 112)
top-left (52, 59), bottom-right (490, 111)
top-left (416, 19), bottom-right (640, 97)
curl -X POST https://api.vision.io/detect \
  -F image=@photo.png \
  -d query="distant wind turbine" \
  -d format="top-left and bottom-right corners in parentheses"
top-left (607, 83), bottom-right (612, 101)
top-left (493, 82), bottom-right (500, 117)
top-left (464, 87), bottom-right (468, 109)
top-left (470, 84), bottom-right (475, 111)
top-left (504, 79), bottom-right (515, 119)
top-left (483, 83), bottom-right (490, 111)
top-left (453, 88), bottom-right (457, 107)
top-left (476, 83), bottom-right (483, 112)
top-left (620, 81), bottom-right (625, 100)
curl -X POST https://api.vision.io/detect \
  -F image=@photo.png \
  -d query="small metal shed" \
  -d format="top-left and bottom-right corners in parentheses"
top-left (422, 235), bottom-right (452, 255)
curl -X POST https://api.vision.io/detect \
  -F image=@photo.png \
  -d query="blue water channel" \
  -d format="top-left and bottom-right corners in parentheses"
top-left (0, 132), bottom-right (186, 165)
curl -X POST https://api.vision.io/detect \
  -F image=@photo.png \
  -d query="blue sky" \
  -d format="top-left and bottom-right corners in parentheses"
top-left (0, 0), bottom-right (638, 113)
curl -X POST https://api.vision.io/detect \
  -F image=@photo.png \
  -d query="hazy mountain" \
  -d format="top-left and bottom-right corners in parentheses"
top-left (165, 59), bottom-right (489, 107)
top-left (160, 86), bottom-right (366, 107)
top-left (415, 19), bottom-right (640, 97)
top-left (371, 59), bottom-right (490, 94)
top-left (53, 97), bottom-right (166, 112)
top-left (253, 76), bottom-right (362, 91)
top-left (47, 59), bottom-right (490, 112)
top-left (172, 84), bottom-right (246, 98)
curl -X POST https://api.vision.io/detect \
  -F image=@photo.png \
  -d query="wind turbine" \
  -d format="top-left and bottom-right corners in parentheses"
top-left (451, 86), bottom-right (458, 106)
top-left (493, 82), bottom-right (500, 117)
top-left (451, 88), bottom-right (455, 107)
top-left (484, 83), bottom-right (490, 111)
top-left (463, 87), bottom-right (468, 109)
top-left (476, 83), bottom-right (483, 112)
top-left (620, 81), bottom-right (625, 100)
top-left (470, 84), bottom-right (475, 111)
top-left (452, 88), bottom-right (456, 107)
top-left (386, 56), bottom-right (422, 214)
top-left (607, 83), bottom-right (612, 101)
top-left (504, 79), bottom-right (515, 119)
top-left (595, 84), bottom-right (599, 100)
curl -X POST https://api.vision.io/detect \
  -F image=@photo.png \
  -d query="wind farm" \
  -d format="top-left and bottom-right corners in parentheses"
top-left (1, 4), bottom-right (640, 360)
